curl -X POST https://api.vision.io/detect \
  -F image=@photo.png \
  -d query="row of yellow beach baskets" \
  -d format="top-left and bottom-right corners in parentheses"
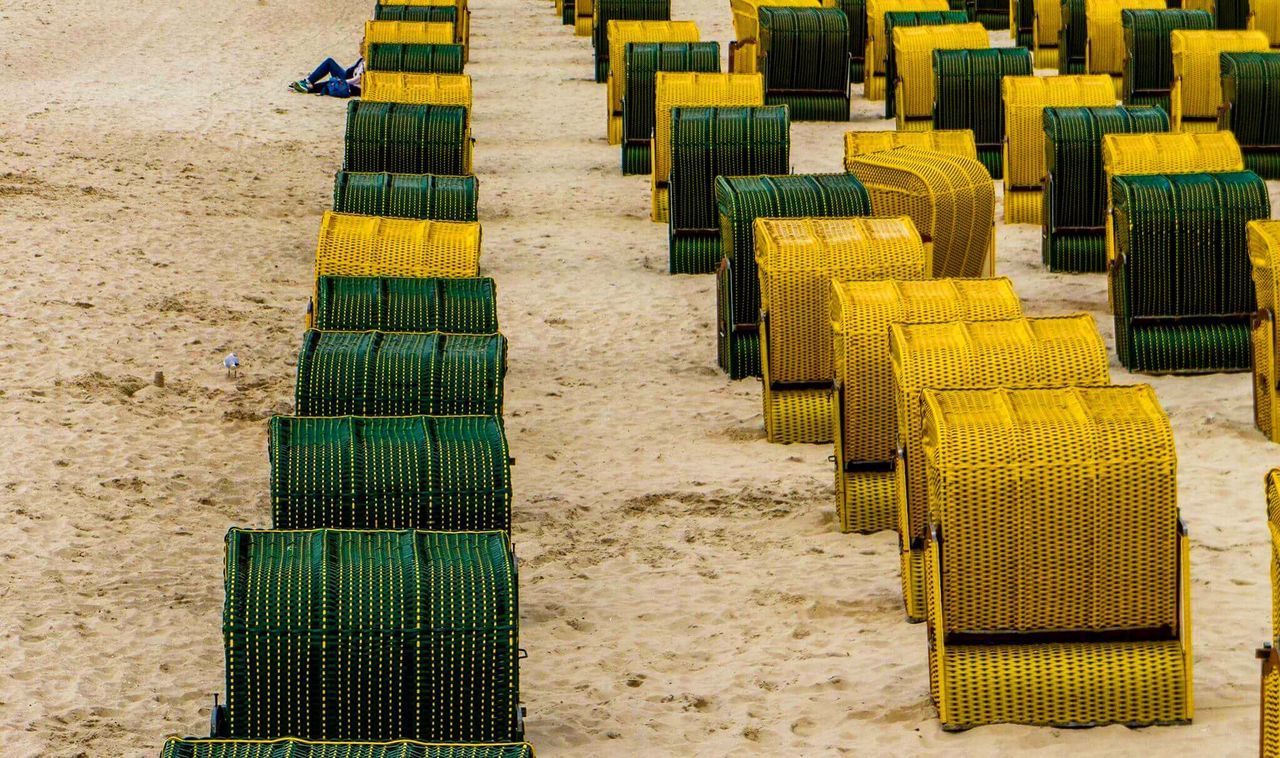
top-left (160, 4), bottom-right (539, 758)
top-left (553, 0), bottom-right (1280, 743)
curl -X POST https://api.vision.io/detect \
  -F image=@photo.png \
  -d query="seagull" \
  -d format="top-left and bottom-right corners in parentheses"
top-left (223, 352), bottom-right (240, 377)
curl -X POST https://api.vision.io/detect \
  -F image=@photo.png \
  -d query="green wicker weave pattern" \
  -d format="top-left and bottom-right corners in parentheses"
top-left (344, 102), bottom-right (470, 176)
top-left (933, 47), bottom-right (1033, 178)
top-left (162, 738), bottom-right (535, 758)
top-left (1043, 106), bottom-right (1170, 272)
top-left (668, 106), bottom-right (790, 275)
top-left (222, 528), bottom-right (520, 742)
top-left (563, 0), bottom-right (574, 24)
top-left (269, 415), bottom-right (511, 531)
top-left (1059, 0), bottom-right (1088, 73)
top-left (1111, 171), bottom-right (1270, 373)
top-left (1122, 10), bottom-right (1214, 110)
top-left (375, 5), bottom-right (458, 24)
top-left (368, 44), bottom-right (466, 74)
top-left (1215, 0), bottom-right (1250, 29)
top-left (758, 7), bottom-right (851, 121)
top-left (884, 11), bottom-right (969, 119)
top-left (593, 0), bottom-right (672, 83)
top-left (837, 0), bottom-right (868, 82)
top-left (332, 172), bottom-right (478, 222)
top-left (314, 276), bottom-right (497, 334)
top-left (1220, 52), bottom-right (1280, 180)
top-left (965, 0), bottom-right (1008, 29)
top-left (621, 42), bottom-right (721, 175)
top-left (294, 330), bottom-right (506, 417)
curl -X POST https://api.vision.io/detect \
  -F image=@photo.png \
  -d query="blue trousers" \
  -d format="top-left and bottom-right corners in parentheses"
top-left (307, 58), bottom-right (359, 97)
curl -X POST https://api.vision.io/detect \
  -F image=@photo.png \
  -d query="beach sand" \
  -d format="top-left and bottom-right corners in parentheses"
top-left (1, 0), bottom-right (1278, 755)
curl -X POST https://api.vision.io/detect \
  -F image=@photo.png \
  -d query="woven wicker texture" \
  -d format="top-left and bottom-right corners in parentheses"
top-left (1029, 0), bottom-right (1064, 68)
top-left (332, 172), bottom-right (478, 222)
top-left (1221, 53), bottom-right (1280, 179)
top-left (294, 330), bottom-right (506, 417)
top-left (162, 739), bottom-right (535, 758)
top-left (836, 0), bottom-right (869, 82)
top-left (575, 0), bottom-right (593, 35)
top-left (1086, 0), bottom-right (1166, 80)
top-left (362, 73), bottom-right (473, 111)
top-left (845, 146), bottom-right (995, 278)
top-left (1171, 30), bottom-right (1271, 124)
top-left (715, 173), bottom-right (871, 379)
top-left (1042, 106), bottom-right (1169, 273)
top-left (1058, 0), bottom-right (1090, 73)
top-left (376, 0), bottom-right (470, 54)
top-left (757, 7), bottom-right (851, 120)
top-left (1250, 222), bottom-right (1280, 439)
top-left (606, 22), bottom-right (700, 144)
top-left (313, 276), bottom-right (497, 333)
top-left (363, 21), bottom-right (456, 60)
top-left (367, 43), bottom-right (466, 74)
top-left (344, 101), bottom-right (472, 176)
top-left (269, 415), bottom-right (510, 531)
top-left (1253, 0), bottom-right (1280, 44)
top-left (891, 23), bottom-right (988, 124)
top-left (1110, 171), bottom-right (1268, 373)
top-left (592, 0), bottom-right (672, 83)
top-left (1264, 646), bottom-right (1280, 758)
top-left (314, 212), bottom-right (481, 281)
top-left (620, 42), bottom-right (720, 174)
top-left (1268, 469), bottom-right (1280, 633)
top-left (932, 48), bottom-right (1033, 178)
top-left (1121, 10), bottom-right (1213, 109)
top-left (1002, 75), bottom-right (1115, 224)
top-left (864, 0), bottom-right (950, 99)
top-left (842, 129), bottom-right (978, 167)
top-left (222, 528), bottom-right (520, 742)
top-left (881, 11), bottom-right (969, 119)
top-left (834, 466), bottom-right (897, 534)
top-left (731, 0), bottom-right (821, 42)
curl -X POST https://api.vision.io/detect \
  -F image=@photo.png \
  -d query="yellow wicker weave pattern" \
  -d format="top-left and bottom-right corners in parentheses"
top-left (361, 72), bottom-right (473, 109)
top-left (757, 217), bottom-right (929, 385)
top-left (843, 131), bottom-right (978, 169)
top-left (1264, 646), bottom-right (1280, 758)
top-left (607, 21), bottom-right (701, 144)
top-left (1252, 0), bottom-right (1280, 47)
top-left (314, 212), bottom-right (482, 281)
top-left (837, 469), bottom-right (898, 533)
top-left (1032, 0), bottom-right (1063, 67)
top-left (363, 21), bottom-right (456, 58)
top-left (1086, 0), bottom-right (1165, 76)
top-left (732, 0), bottom-right (821, 41)
top-left (652, 72), bottom-right (765, 183)
top-left (575, 0), bottom-right (593, 36)
top-left (762, 382), bottom-right (833, 443)
top-left (845, 146), bottom-right (996, 279)
top-left (892, 24), bottom-right (990, 120)
top-left (1251, 224), bottom-right (1280, 441)
top-left (1268, 469), bottom-right (1280, 635)
top-left (1171, 30), bottom-right (1270, 120)
top-left (866, 0), bottom-right (950, 77)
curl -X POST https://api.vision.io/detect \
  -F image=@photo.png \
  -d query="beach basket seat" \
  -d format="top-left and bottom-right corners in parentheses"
top-left (669, 106), bottom-right (790, 274)
top-left (651, 72), bottom-right (764, 223)
top-left (729, 0), bottom-right (821, 73)
top-left (837, 0), bottom-right (869, 82)
top-left (620, 42), bottom-right (721, 174)
top-left (1109, 171), bottom-right (1269, 373)
top-left (1249, 221), bottom-right (1280, 440)
top-left (163, 738), bottom-right (535, 758)
top-left (606, 22), bottom-right (701, 146)
top-left (965, 0), bottom-right (1008, 28)
top-left (575, 0), bottom-right (593, 36)
top-left (921, 385), bottom-right (1192, 730)
top-left (344, 101), bottom-right (472, 176)
top-left (1121, 10), bottom-right (1213, 110)
top-left (363, 21), bottom-right (456, 62)
top-left (314, 212), bottom-right (481, 283)
top-left (932, 48), bottom-right (1032, 178)
top-left (749, 7), bottom-right (851, 121)
top-left (376, 5), bottom-right (457, 27)
top-left (864, 0), bottom-right (951, 100)
top-left (1030, 0), bottom-right (1064, 67)
top-left (1171, 30), bottom-right (1271, 131)
top-left (312, 275), bottom-right (496, 333)
top-left (1252, 0), bottom-right (1280, 44)
top-left (756, 217), bottom-right (929, 444)
top-left (1215, 0), bottom-right (1252, 28)
top-left (891, 315), bottom-right (1111, 621)
top-left (592, 0), bottom-right (672, 82)
top-left (883, 11), bottom-right (970, 122)
top-left (333, 172), bottom-right (478, 222)
top-left (294, 330), bottom-right (506, 417)
top-left (1085, 0), bottom-right (1168, 96)
top-left (377, 0), bottom-right (471, 55)
top-left (269, 415), bottom-right (510, 531)
top-left (1002, 75), bottom-right (1115, 225)
top-left (367, 43), bottom-right (466, 74)
top-left (361, 73), bottom-right (473, 114)
top-left (1013, 0), bottom-right (1035, 47)
top-left (845, 146), bottom-right (996, 278)
top-left (1220, 52), bottom-right (1280, 178)
top-left (842, 129), bottom-right (979, 164)
top-left (1042, 106), bottom-right (1169, 273)
top-left (890, 23), bottom-right (988, 127)
top-left (1260, 470), bottom-right (1280, 755)
top-left (829, 277), bottom-right (1022, 534)
top-left (214, 528), bottom-right (521, 742)
top-left (715, 174), bottom-right (872, 379)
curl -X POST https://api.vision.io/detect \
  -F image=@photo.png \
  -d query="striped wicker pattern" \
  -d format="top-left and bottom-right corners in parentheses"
top-left (668, 106), bottom-right (790, 275)
top-left (756, 217), bottom-right (929, 443)
top-left (882, 10), bottom-right (968, 118)
top-left (1086, 0), bottom-right (1166, 86)
top-left (344, 101), bottom-right (472, 176)
top-left (1171, 30), bottom-right (1271, 128)
top-left (1059, 0), bottom-right (1089, 73)
top-left (1042, 106), bottom-right (1169, 273)
top-left (731, 0), bottom-right (821, 44)
top-left (367, 43), bottom-right (466, 74)
top-left (845, 146), bottom-right (996, 278)
top-left (314, 212), bottom-right (481, 281)
top-left (891, 315), bottom-right (1111, 621)
top-left (756, 7), bottom-right (851, 120)
top-left (269, 415), bottom-right (510, 531)
top-left (890, 23), bottom-right (988, 127)
top-left (1249, 221), bottom-right (1280, 440)
top-left (620, 42), bottom-right (721, 175)
top-left (1266, 470), bottom-right (1280, 756)
top-left (1031, 0), bottom-right (1063, 68)
top-left (162, 739), bottom-right (535, 758)
top-left (864, 0), bottom-right (951, 100)
top-left (1002, 75), bottom-right (1115, 224)
top-left (1121, 10), bottom-right (1213, 110)
top-left (1220, 52), bottom-right (1280, 179)
top-left (922, 385), bottom-right (1190, 730)
top-left (966, 0), bottom-right (1007, 28)
top-left (363, 21), bottom-right (456, 59)
top-left (605, 21), bottom-right (700, 145)
top-left (592, 0), bottom-right (672, 82)
top-left (1254, 0), bottom-right (1280, 45)
top-left (376, 1), bottom-right (470, 53)
top-left (838, 0), bottom-right (869, 82)
top-left (222, 528), bottom-right (520, 742)
top-left (313, 276), bottom-right (497, 333)
top-left (1110, 171), bottom-right (1269, 373)
top-left (842, 129), bottom-right (978, 166)
top-left (332, 172), bottom-right (478, 222)
top-left (714, 174), bottom-right (871, 379)
top-left (932, 48), bottom-right (1033, 178)
top-left (294, 330), bottom-right (506, 417)
top-left (575, 0), bottom-right (592, 34)
top-left (362, 73), bottom-right (473, 112)
top-left (829, 277), bottom-right (1022, 534)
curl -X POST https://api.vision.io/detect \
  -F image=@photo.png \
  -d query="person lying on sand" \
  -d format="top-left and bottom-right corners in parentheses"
top-left (289, 57), bottom-right (364, 97)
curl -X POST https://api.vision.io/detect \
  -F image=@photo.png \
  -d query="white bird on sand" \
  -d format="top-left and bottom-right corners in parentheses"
top-left (224, 352), bottom-right (240, 377)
